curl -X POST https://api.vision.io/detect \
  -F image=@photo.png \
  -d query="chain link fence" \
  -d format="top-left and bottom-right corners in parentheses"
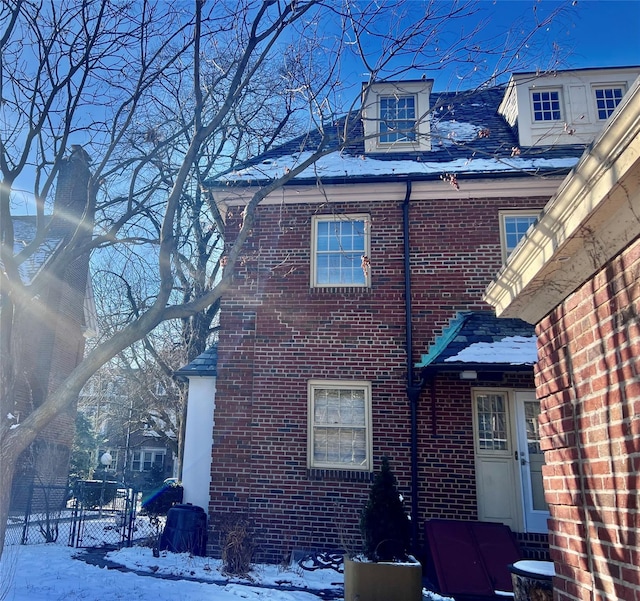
top-left (5, 481), bottom-right (162, 550)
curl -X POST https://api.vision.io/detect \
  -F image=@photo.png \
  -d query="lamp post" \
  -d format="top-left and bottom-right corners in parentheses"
top-left (99, 452), bottom-right (112, 518)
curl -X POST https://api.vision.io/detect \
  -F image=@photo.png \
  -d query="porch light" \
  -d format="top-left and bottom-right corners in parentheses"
top-left (459, 370), bottom-right (478, 380)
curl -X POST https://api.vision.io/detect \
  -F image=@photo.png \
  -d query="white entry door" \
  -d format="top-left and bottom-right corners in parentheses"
top-left (473, 389), bottom-right (549, 533)
top-left (515, 390), bottom-right (550, 533)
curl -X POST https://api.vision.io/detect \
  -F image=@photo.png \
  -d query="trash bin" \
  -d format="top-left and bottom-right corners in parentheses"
top-left (159, 504), bottom-right (207, 556)
top-left (509, 560), bottom-right (555, 601)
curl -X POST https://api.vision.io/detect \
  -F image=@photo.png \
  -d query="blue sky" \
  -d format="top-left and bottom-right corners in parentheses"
top-left (483, 0), bottom-right (640, 68)
top-left (438, 0), bottom-right (640, 89)
top-left (332, 1), bottom-right (640, 94)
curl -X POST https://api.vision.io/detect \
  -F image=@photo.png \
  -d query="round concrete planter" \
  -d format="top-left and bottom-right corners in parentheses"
top-left (343, 555), bottom-right (423, 601)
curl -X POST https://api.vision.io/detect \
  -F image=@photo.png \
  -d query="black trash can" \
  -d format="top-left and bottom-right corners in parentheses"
top-left (159, 504), bottom-right (207, 556)
top-left (509, 560), bottom-right (555, 601)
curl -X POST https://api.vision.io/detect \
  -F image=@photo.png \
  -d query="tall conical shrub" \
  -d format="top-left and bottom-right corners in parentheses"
top-left (359, 457), bottom-right (411, 561)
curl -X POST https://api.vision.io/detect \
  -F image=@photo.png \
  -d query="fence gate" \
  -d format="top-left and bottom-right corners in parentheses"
top-left (68, 481), bottom-right (139, 549)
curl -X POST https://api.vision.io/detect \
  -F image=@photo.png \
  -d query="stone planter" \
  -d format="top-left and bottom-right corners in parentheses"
top-left (343, 555), bottom-right (422, 601)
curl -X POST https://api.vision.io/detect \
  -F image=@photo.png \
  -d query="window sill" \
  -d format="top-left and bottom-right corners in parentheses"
top-left (310, 286), bottom-right (372, 295)
top-left (307, 468), bottom-right (373, 482)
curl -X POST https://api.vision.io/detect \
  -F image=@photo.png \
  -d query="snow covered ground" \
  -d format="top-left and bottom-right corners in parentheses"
top-left (1, 543), bottom-right (455, 601)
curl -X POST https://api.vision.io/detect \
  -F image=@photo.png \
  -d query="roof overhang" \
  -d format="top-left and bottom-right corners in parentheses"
top-left (485, 76), bottom-right (640, 324)
top-left (213, 174), bottom-right (565, 207)
top-left (417, 312), bottom-right (537, 378)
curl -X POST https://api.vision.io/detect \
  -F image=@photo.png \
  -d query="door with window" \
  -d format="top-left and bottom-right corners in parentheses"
top-left (473, 389), bottom-right (549, 533)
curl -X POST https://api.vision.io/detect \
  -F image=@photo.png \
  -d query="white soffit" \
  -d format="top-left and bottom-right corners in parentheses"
top-left (215, 177), bottom-right (563, 207)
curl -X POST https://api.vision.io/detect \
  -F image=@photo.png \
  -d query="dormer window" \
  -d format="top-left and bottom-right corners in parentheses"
top-left (531, 89), bottom-right (562, 122)
top-left (380, 95), bottom-right (417, 143)
top-left (362, 79), bottom-right (433, 153)
top-left (594, 86), bottom-right (624, 120)
top-left (499, 68), bottom-right (640, 147)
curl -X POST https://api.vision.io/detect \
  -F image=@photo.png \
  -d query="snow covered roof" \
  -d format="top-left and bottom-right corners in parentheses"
top-left (175, 346), bottom-right (218, 378)
top-left (417, 311), bottom-right (537, 371)
top-left (214, 87), bottom-right (586, 187)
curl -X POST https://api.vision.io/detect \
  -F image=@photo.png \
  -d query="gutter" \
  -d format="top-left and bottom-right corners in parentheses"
top-left (402, 179), bottom-right (426, 552)
top-left (208, 167), bottom-right (576, 191)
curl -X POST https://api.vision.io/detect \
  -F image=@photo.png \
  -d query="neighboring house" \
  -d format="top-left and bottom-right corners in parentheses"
top-left (485, 77), bottom-right (640, 600)
top-left (175, 346), bottom-right (218, 510)
top-left (5, 148), bottom-right (96, 512)
top-left (196, 66), bottom-right (640, 564)
top-left (78, 371), bottom-right (178, 491)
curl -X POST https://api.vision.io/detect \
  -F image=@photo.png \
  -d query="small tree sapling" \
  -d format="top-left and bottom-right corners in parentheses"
top-left (359, 457), bottom-right (411, 562)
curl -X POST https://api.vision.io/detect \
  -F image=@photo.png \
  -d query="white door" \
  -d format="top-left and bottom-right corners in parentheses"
top-left (473, 389), bottom-right (549, 533)
top-left (473, 390), bottom-right (522, 531)
top-left (515, 390), bottom-right (550, 533)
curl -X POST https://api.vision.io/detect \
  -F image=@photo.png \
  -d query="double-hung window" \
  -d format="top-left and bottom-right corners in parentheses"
top-left (131, 449), bottom-right (165, 472)
top-left (308, 380), bottom-right (372, 471)
top-left (380, 95), bottom-right (417, 143)
top-left (311, 215), bottom-right (370, 287)
top-left (531, 89), bottom-right (562, 122)
top-left (594, 86), bottom-right (624, 120)
top-left (499, 211), bottom-right (540, 261)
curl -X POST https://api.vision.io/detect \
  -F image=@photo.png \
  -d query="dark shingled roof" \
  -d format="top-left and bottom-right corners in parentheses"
top-left (418, 311), bottom-right (536, 372)
top-left (175, 346), bottom-right (218, 377)
top-left (209, 85), bottom-right (587, 187)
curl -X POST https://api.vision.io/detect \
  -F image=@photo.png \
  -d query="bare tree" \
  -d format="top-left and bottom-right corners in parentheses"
top-left (0, 0), bottom-right (571, 556)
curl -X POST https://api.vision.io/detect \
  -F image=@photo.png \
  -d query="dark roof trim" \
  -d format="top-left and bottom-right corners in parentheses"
top-left (512, 65), bottom-right (640, 77)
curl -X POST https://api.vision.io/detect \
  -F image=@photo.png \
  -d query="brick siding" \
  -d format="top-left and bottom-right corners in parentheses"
top-left (536, 235), bottom-right (640, 600)
top-left (213, 190), bottom-right (546, 562)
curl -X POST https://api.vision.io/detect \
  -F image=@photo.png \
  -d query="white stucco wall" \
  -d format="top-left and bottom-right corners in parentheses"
top-left (181, 376), bottom-right (216, 511)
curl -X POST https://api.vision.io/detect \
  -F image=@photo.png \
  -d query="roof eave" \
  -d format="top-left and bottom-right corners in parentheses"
top-left (212, 166), bottom-right (574, 190)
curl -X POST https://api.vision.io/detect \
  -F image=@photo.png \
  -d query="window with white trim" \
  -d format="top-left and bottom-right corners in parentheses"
top-left (499, 211), bottom-right (539, 261)
top-left (475, 391), bottom-right (508, 451)
top-left (531, 89), bottom-right (562, 122)
top-left (308, 380), bottom-right (372, 471)
top-left (594, 86), bottom-right (624, 120)
top-left (380, 95), bottom-right (417, 143)
top-left (131, 449), bottom-right (165, 472)
top-left (311, 215), bottom-right (370, 287)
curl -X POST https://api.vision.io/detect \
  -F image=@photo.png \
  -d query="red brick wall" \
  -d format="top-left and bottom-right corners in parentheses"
top-left (536, 235), bottom-right (640, 600)
top-left (212, 190), bottom-right (545, 562)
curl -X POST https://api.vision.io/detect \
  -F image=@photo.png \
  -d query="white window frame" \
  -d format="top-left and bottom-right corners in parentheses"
top-left (530, 88), bottom-right (563, 122)
top-left (379, 94), bottom-right (417, 144)
top-left (362, 80), bottom-right (433, 153)
top-left (593, 84), bottom-right (626, 121)
top-left (307, 380), bottom-right (372, 471)
top-left (310, 214), bottom-right (371, 288)
top-left (131, 448), bottom-right (166, 472)
top-left (499, 210), bottom-right (540, 262)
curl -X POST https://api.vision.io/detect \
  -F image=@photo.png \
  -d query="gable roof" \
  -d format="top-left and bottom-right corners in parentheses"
top-left (214, 86), bottom-right (585, 187)
top-left (417, 311), bottom-right (537, 372)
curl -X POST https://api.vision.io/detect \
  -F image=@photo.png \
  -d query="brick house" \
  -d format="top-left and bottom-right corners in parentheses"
top-left (7, 147), bottom-right (96, 512)
top-left (191, 67), bottom-right (640, 566)
top-left (486, 77), bottom-right (640, 599)
top-left (77, 370), bottom-right (178, 492)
